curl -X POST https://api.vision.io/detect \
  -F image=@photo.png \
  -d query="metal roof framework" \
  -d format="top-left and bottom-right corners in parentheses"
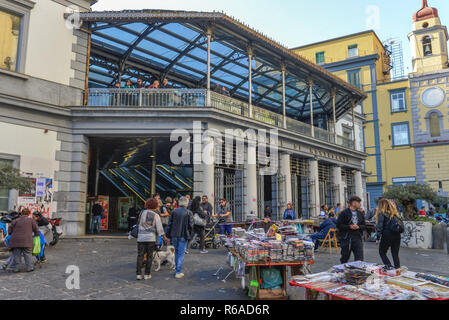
top-left (78, 10), bottom-right (366, 122)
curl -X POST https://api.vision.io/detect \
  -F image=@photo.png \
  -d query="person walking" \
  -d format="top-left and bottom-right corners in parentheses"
top-left (215, 198), bottom-right (233, 235)
top-left (8, 210), bottom-right (40, 273)
top-left (136, 198), bottom-right (168, 281)
top-left (376, 199), bottom-right (405, 269)
top-left (127, 203), bottom-right (138, 232)
top-left (90, 201), bottom-right (103, 234)
top-left (283, 203), bottom-right (296, 220)
top-left (188, 196), bottom-right (208, 254)
top-left (166, 197), bottom-right (194, 279)
top-left (31, 212), bottom-right (52, 263)
top-left (336, 196), bottom-right (366, 264)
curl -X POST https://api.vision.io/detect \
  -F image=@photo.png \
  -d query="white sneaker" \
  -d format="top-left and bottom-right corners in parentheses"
top-left (175, 273), bottom-right (184, 279)
top-left (136, 275), bottom-right (142, 280)
top-left (144, 275), bottom-right (152, 280)
top-left (200, 250), bottom-right (208, 254)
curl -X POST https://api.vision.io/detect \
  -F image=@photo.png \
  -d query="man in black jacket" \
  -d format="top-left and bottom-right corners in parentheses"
top-left (166, 197), bottom-right (194, 279)
top-left (336, 196), bottom-right (366, 264)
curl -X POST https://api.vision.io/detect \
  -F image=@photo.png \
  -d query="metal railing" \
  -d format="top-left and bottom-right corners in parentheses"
top-left (86, 88), bottom-right (355, 149)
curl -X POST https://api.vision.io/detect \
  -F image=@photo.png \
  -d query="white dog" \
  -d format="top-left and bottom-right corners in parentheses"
top-left (152, 246), bottom-right (175, 272)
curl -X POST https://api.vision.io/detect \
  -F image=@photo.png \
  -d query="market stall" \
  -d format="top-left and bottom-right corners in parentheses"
top-left (289, 261), bottom-right (449, 300)
top-left (217, 223), bottom-right (315, 300)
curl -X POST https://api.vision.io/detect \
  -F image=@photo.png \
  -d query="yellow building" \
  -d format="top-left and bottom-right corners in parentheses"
top-left (409, 0), bottom-right (449, 199)
top-left (293, 31), bottom-right (416, 209)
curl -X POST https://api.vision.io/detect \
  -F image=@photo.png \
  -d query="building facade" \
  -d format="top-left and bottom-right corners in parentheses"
top-left (409, 0), bottom-right (449, 199)
top-left (1, 1), bottom-right (367, 236)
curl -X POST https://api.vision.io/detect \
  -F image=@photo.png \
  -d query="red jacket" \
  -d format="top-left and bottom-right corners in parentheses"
top-left (8, 216), bottom-right (40, 248)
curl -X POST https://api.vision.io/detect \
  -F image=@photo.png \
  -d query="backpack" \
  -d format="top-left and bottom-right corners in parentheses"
top-left (129, 209), bottom-right (145, 239)
top-left (386, 215), bottom-right (405, 234)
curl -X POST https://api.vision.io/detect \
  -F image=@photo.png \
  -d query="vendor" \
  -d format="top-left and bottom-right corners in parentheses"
top-left (283, 203), bottom-right (296, 220)
top-left (310, 212), bottom-right (337, 250)
top-left (215, 198), bottom-right (233, 235)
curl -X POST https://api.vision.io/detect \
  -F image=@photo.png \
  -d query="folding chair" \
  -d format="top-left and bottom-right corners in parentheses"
top-left (318, 228), bottom-right (338, 253)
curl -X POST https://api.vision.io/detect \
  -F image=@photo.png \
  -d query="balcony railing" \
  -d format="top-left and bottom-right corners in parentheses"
top-left (86, 88), bottom-right (355, 149)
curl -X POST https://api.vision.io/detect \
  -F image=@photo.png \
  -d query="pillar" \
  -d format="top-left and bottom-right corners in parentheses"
top-left (150, 139), bottom-right (157, 196)
top-left (248, 47), bottom-right (253, 118)
top-left (54, 133), bottom-right (89, 236)
top-left (309, 79), bottom-right (314, 137)
top-left (351, 100), bottom-right (356, 148)
top-left (281, 65), bottom-right (287, 128)
top-left (308, 159), bottom-right (320, 217)
top-left (280, 153), bottom-right (292, 206)
top-left (331, 88), bottom-right (337, 143)
top-left (245, 139), bottom-right (258, 218)
top-left (332, 166), bottom-right (344, 206)
top-left (354, 170), bottom-right (363, 200)
top-left (202, 136), bottom-right (215, 205)
top-left (206, 30), bottom-right (212, 106)
top-left (94, 147), bottom-right (100, 196)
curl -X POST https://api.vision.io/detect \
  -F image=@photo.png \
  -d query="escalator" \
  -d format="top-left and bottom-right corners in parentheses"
top-left (100, 164), bottom-right (193, 200)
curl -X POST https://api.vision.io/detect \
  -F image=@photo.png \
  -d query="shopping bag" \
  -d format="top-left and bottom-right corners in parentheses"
top-left (32, 236), bottom-right (41, 256)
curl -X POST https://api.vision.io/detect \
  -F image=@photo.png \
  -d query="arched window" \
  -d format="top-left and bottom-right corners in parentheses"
top-left (423, 36), bottom-right (432, 56)
top-left (429, 113), bottom-right (441, 137)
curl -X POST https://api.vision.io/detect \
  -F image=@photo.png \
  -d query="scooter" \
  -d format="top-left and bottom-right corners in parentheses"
top-left (49, 217), bottom-right (63, 246)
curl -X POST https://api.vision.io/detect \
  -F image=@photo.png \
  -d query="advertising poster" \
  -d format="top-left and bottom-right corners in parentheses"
top-left (17, 177), bottom-right (52, 218)
top-left (98, 195), bottom-right (109, 231)
top-left (118, 197), bottom-right (133, 230)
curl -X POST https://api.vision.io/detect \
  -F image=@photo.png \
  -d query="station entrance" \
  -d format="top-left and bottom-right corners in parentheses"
top-left (86, 137), bottom-right (193, 233)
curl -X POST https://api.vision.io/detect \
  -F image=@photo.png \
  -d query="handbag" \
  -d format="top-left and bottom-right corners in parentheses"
top-left (193, 212), bottom-right (206, 227)
top-left (129, 210), bottom-right (145, 239)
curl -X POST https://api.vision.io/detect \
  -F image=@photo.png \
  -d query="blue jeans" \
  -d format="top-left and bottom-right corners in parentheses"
top-left (90, 216), bottom-right (102, 233)
top-left (219, 224), bottom-right (233, 235)
top-left (171, 237), bottom-right (187, 275)
top-left (311, 232), bottom-right (326, 250)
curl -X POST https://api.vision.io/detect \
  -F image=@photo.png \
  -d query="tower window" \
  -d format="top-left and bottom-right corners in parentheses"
top-left (423, 36), bottom-right (432, 56)
top-left (422, 22), bottom-right (429, 28)
top-left (348, 44), bottom-right (358, 58)
top-left (429, 113), bottom-right (441, 137)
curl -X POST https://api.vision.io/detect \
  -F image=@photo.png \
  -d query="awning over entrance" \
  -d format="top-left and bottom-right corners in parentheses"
top-left (77, 10), bottom-right (366, 122)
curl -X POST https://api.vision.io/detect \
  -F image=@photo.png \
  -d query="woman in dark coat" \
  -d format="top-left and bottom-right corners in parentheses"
top-left (188, 196), bottom-right (208, 254)
top-left (8, 210), bottom-right (40, 272)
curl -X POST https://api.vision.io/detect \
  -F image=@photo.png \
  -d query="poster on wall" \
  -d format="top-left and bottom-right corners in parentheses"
top-left (98, 195), bottom-right (109, 231)
top-left (17, 177), bottom-right (53, 218)
top-left (118, 197), bottom-right (132, 230)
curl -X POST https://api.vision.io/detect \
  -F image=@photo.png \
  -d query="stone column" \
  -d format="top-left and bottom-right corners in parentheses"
top-left (354, 170), bottom-right (364, 199)
top-left (280, 153), bottom-right (292, 206)
top-left (202, 136), bottom-right (215, 205)
top-left (245, 139), bottom-right (258, 219)
top-left (54, 133), bottom-right (89, 236)
top-left (308, 159), bottom-right (320, 217)
top-left (332, 166), bottom-right (343, 206)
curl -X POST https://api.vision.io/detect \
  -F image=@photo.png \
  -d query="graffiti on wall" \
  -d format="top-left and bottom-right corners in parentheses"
top-left (401, 221), bottom-right (426, 247)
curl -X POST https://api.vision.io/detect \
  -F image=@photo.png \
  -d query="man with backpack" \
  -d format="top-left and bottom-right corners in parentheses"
top-left (90, 201), bottom-right (104, 234)
top-left (375, 199), bottom-right (405, 269)
top-left (336, 196), bottom-right (366, 264)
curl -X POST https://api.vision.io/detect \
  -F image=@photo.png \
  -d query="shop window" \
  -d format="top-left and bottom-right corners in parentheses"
top-left (347, 69), bottom-right (361, 89)
top-left (348, 44), bottom-right (358, 58)
top-left (391, 123), bottom-right (410, 146)
top-left (390, 90), bottom-right (406, 112)
top-left (0, 9), bottom-right (22, 72)
top-left (315, 51), bottom-right (325, 65)
top-left (423, 36), bottom-right (432, 56)
top-left (429, 113), bottom-right (441, 137)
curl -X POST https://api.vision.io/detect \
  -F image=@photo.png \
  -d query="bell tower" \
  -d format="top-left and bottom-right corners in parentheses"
top-left (408, 0), bottom-right (449, 73)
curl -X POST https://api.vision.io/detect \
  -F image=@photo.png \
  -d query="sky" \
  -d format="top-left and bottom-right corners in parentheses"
top-left (92, 0), bottom-right (449, 75)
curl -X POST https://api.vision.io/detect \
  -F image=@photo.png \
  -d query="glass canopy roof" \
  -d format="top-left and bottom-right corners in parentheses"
top-left (78, 10), bottom-right (366, 122)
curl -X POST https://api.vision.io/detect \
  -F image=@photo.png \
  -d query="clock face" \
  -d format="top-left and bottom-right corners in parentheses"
top-left (421, 87), bottom-right (446, 108)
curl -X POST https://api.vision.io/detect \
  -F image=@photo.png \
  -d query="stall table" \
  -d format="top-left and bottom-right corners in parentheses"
top-left (230, 249), bottom-right (314, 300)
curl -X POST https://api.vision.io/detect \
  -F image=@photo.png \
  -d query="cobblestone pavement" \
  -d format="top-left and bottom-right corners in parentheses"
top-left (0, 238), bottom-right (447, 300)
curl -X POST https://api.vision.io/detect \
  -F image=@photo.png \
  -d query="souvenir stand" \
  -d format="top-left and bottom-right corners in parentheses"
top-left (218, 222), bottom-right (315, 300)
top-left (289, 261), bottom-right (449, 300)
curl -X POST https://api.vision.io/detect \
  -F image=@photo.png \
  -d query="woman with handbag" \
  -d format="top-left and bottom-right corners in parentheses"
top-left (375, 199), bottom-right (405, 269)
top-left (188, 196), bottom-right (208, 254)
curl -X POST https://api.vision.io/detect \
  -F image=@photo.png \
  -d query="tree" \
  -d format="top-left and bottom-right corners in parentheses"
top-left (0, 163), bottom-right (32, 194)
top-left (382, 184), bottom-right (438, 220)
